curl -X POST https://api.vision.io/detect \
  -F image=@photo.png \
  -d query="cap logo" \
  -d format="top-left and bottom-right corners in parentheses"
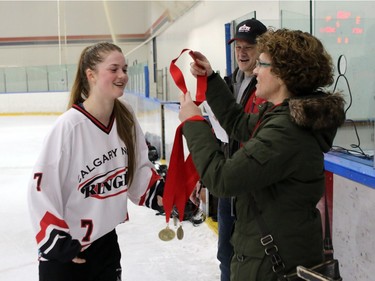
top-left (238, 24), bottom-right (251, 33)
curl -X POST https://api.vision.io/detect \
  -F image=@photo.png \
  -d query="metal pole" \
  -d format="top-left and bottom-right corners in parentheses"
top-left (4, 71), bottom-right (7, 93)
top-left (310, 0), bottom-right (313, 35)
top-left (26, 68), bottom-right (29, 92)
top-left (160, 103), bottom-right (166, 160)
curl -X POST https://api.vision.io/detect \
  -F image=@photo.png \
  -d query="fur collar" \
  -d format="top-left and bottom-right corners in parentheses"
top-left (288, 92), bottom-right (346, 130)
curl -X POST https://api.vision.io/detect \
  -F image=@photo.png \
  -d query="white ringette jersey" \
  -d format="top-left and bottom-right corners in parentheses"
top-left (28, 100), bottom-right (160, 261)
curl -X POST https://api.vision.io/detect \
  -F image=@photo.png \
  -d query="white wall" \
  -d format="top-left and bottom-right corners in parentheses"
top-left (151, 1), bottom-right (280, 101)
top-left (0, 1), bottom-right (150, 66)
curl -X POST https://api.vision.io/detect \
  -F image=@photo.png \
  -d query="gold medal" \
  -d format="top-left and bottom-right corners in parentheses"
top-left (158, 225), bottom-right (175, 241)
top-left (176, 224), bottom-right (184, 240)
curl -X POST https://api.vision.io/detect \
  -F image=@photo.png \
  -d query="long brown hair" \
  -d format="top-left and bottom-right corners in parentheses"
top-left (68, 42), bottom-right (136, 186)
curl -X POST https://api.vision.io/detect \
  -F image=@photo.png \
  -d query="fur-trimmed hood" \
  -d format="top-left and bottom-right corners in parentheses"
top-left (288, 92), bottom-right (346, 152)
top-left (289, 92), bottom-right (346, 130)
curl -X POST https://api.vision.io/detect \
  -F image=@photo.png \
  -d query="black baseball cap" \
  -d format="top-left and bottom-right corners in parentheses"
top-left (228, 18), bottom-right (267, 45)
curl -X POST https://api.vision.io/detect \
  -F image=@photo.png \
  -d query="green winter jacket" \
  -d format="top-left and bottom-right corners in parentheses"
top-left (182, 73), bottom-right (345, 281)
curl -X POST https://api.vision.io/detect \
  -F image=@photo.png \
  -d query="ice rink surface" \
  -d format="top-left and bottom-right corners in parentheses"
top-left (0, 115), bottom-right (219, 281)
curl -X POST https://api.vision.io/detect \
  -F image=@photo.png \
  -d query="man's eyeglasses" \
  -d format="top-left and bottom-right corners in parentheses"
top-left (256, 60), bottom-right (272, 68)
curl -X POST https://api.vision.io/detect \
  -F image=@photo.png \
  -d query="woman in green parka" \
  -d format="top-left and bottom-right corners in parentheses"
top-left (178, 29), bottom-right (346, 281)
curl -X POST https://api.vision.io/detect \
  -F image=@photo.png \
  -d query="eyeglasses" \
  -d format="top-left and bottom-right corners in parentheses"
top-left (256, 59), bottom-right (272, 68)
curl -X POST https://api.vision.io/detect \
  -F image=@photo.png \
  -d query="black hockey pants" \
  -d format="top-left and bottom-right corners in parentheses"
top-left (39, 229), bottom-right (122, 281)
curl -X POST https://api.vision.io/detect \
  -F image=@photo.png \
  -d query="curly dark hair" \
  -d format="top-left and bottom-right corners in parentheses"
top-left (256, 29), bottom-right (334, 96)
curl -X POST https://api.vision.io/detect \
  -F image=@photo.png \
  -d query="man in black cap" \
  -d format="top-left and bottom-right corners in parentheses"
top-left (217, 18), bottom-right (267, 281)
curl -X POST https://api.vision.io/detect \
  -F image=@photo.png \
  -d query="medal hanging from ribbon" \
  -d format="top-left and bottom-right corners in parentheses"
top-left (159, 49), bottom-right (207, 241)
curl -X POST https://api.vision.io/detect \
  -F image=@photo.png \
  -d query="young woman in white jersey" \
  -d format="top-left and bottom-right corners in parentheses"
top-left (28, 42), bottom-right (164, 281)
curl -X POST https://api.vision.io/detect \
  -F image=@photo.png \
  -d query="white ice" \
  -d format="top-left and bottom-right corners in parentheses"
top-left (0, 115), bottom-right (220, 281)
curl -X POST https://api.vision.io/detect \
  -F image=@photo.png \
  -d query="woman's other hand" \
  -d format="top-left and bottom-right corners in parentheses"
top-left (179, 91), bottom-right (202, 122)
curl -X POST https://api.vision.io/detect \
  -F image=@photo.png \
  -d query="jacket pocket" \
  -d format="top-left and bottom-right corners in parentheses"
top-left (242, 138), bottom-right (272, 165)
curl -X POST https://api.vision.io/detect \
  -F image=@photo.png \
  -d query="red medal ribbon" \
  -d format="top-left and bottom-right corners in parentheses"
top-left (163, 49), bottom-right (207, 222)
top-left (169, 48), bottom-right (207, 104)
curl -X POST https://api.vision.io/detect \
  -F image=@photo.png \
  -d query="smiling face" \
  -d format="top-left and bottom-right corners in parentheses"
top-left (234, 39), bottom-right (259, 76)
top-left (253, 53), bottom-right (289, 104)
top-left (88, 50), bottom-right (128, 101)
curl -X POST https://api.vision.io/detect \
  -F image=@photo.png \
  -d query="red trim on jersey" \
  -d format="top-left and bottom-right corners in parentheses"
top-left (36, 211), bottom-right (69, 244)
top-left (139, 169), bottom-right (161, 206)
top-left (72, 104), bottom-right (115, 134)
top-left (124, 212), bottom-right (129, 222)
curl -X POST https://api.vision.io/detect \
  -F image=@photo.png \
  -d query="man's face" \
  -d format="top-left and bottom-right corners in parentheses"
top-left (234, 39), bottom-right (259, 76)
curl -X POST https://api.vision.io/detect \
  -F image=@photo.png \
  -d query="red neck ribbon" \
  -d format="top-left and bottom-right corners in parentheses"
top-left (162, 49), bottom-right (207, 223)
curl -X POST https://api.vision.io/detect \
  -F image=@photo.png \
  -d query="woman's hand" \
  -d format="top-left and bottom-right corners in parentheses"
top-left (190, 51), bottom-right (213, 77)
top-left (72, 257), bottom-right (86, 264)
top-left (179, 91), bottom-right (202, 122)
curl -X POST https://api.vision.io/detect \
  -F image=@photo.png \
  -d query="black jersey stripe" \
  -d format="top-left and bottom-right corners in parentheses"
top-left (73, 104), bottom-right (115, 134)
